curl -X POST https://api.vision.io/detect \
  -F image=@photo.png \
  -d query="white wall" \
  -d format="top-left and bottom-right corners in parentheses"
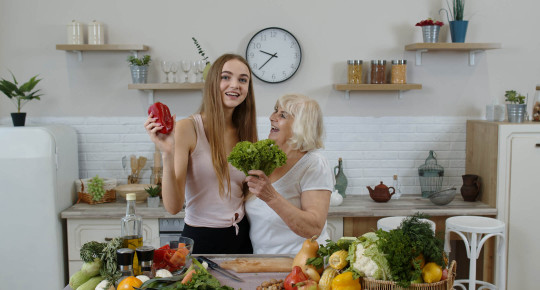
top-left (1, 0), bottom-right (539, 118)
top-left (1, 0), bottom-right (537, 196)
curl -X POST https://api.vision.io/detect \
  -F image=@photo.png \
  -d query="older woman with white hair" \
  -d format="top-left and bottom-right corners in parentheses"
top-left (244, 94), bottom-right (333, 254)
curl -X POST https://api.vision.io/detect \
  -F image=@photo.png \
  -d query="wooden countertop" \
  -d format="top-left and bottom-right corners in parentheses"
top-left (60, 195), bottom-right (496, 219)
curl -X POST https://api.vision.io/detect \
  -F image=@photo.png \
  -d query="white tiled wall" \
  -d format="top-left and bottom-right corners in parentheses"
top-left (1, 116), bottom-right (468, 195)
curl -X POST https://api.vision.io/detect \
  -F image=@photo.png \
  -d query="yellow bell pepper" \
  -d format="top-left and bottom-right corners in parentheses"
top-left (331, 271), bottom-right (362, 290)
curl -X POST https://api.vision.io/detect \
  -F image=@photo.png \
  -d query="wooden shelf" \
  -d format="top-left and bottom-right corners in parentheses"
top-left (334, 83), bottom-right (422, 99)
top-left (129, 82), bottom-right (204, 104)
top-left (128, 83), bottom-right (204, 90)
top-left (404, 42), bottom-right (501, 66)
top-left (56, 44), bottom-right (149, 61)
top-left (56, 44), bottom-right (149, 51)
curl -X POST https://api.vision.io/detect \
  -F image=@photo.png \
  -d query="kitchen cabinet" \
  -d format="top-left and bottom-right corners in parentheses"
top-left (466, 120), bottom-right (540, 289)
top-left (66, 218), bottom-right (159, 277)
top-left (404, 43), bottom-right (501, 66)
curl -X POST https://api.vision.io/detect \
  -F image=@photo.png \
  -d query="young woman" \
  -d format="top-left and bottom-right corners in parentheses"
top-left (244, 94), bottom-right (333, 254)
top-left (144, 54), bottom-right (257, 254)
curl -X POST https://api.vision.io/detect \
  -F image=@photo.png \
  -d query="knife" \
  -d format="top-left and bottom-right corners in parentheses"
top-left (197, 256), bottom-right (245, 282)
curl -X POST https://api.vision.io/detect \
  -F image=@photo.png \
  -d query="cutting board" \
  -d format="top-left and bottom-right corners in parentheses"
top-left (219, 257), bottom-right (293, 273)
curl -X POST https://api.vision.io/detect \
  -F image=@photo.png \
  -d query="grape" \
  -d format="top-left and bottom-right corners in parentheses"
top-left (88, 175), bottom-right (105, 201)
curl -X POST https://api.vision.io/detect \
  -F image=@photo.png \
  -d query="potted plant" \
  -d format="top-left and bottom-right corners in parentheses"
top-left (0, 72), bottom-right (43, 126)
top-left (127, 55), bottom-right (151, 84)
top-left (415, 18), bottom-right (444, 43)
top-left (192, 37), bottom-right (211, 80)
top-left (145, 185), bottom-right (161, 208)
top-left (505, 90), bottom-right (527, 123)
top-left (440, 0), bottom-right (468, 42)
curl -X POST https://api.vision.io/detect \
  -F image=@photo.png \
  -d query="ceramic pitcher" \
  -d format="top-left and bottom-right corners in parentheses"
top-left (461, 174), bottom-right (480, 201)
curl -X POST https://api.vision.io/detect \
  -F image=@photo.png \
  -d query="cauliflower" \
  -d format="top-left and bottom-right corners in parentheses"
top-left (348, 232), bottom-right (391, 280)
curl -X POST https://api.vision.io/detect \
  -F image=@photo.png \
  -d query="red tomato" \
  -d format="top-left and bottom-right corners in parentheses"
top-left (284, 266), bottom-right (309, 290)
top-left (148, 102), bottom-right (173, 135)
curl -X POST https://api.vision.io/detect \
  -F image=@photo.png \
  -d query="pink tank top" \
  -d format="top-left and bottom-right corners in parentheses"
top-left (184, 114), bottom-right (246, 233)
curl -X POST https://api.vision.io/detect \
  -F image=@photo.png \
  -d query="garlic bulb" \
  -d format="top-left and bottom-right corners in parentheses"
top-left (330, 190), bottom-right (343, 206)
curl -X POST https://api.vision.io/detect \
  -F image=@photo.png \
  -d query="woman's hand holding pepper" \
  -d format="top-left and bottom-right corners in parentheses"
top-left (144, 112), bottom-right (176, 155)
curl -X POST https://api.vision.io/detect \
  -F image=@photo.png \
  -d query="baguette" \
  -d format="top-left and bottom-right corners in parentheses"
top-left (220, 257), bottom-right (293, 273)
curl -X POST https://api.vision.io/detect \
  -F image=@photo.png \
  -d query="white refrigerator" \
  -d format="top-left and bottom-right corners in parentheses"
top-left (0, 125), bottom-right (79, 289)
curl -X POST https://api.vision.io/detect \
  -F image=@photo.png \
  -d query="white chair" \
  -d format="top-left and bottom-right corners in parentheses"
top-left (377, 216), bottom-right (436, 233)
top-left (444, 216), bottom-right (506, 290)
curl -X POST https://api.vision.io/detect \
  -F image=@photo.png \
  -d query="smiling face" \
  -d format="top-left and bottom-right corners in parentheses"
top-left (269, 105), bottom-right (294, 149)
top-left (220, 59), bottom-right (250, 110)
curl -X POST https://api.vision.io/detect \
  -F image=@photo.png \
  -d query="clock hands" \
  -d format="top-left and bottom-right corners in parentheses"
top-left (259, 50), bottom-right (279, 58)
top-left (258, 52), bottom-right (278, 70)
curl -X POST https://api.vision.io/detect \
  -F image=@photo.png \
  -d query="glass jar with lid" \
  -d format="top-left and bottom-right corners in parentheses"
top-left (390, 60), bottom-right (407, 84)
top-left (370, 60), bottom-right (387, 84)
top-left (533, 92), bottom-right (540, 121)
top-left (347, 60), bottom-right (355, 84)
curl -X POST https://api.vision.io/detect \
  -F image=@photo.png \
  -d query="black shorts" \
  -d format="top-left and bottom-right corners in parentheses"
top-left (182, 216), bottom-right (253, 254)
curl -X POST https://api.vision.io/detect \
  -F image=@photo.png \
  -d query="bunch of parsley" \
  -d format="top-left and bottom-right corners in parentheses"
top-left (377, 213), bottom-right (446, 288)
top-left (227, 139), bottom-right (287, 176)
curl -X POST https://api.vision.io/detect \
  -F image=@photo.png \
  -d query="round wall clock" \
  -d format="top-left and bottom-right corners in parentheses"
top-left (245, 27), bottom-right (302, 83)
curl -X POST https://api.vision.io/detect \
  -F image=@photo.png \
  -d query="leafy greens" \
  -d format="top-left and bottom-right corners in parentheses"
top-left (227, 139), bottom-right (287, 176)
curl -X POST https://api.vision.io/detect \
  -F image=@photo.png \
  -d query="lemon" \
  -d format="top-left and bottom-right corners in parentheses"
top-left (422, 262), bottom-right (442, 283)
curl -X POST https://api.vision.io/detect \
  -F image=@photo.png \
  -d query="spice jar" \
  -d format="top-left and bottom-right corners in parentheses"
top-left (533, 93), bottom-right (540, 121)
top-left (370, 60), bottom-right (387, 84)
top-left (347, 60), bottom-right (355, 84)
top-left (354, 60), bottom-right (363, 84)
top-left (391, 60), bottom-right (407, 84)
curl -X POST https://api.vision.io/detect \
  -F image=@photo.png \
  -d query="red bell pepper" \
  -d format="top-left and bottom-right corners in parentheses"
top-left (148, 102), bottom-right (174, 135)
top-left (284, 266), bottom-right (309, 290)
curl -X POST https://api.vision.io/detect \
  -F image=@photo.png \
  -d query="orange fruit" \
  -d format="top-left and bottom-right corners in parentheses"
top-left (117, 276), bottom-right (143, 290)
top-left (412, 253), bottom-right (425, 269)
top-left (422, 262), bottom-right (442, 283)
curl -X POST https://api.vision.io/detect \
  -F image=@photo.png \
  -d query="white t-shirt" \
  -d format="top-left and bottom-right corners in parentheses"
top-left (245, 150), bottom-right (334, 254)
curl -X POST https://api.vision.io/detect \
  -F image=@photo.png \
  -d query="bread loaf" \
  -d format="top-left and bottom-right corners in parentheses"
top-left (220, 257), bottom-right (293, 273)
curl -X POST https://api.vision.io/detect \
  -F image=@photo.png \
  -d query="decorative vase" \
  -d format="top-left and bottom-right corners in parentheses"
top-left (334, 157), bottom-right (348, 198)
top-left (461, 174), bottom-right (480, 201)
top-left (10, 112), bottom-right (26, 126)
top-left (418, 150), bottom-right (444, 198)
top-left (507, 104), bottom-right (527, 123)
top-left (147, 196), bottom-right (160, 208)
top-left (421, 25), bottom-right (440, 43)
top-left (449, 20), bottom-right (469, 43)
top-left (130, 65), bottom-right (148, 83)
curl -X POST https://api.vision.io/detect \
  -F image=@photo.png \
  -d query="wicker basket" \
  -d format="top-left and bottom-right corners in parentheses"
top-left (75, 178), bottom-right (117, 205)
top-left (361, 260), bottom-right (456, 290)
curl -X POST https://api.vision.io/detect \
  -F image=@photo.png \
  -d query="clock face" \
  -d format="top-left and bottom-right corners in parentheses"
top-left (245, 27), bottom-right (302, 83)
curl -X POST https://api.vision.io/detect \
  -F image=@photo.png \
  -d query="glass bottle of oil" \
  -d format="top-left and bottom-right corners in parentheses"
top-left (121, 193), bottom-right (143, 275)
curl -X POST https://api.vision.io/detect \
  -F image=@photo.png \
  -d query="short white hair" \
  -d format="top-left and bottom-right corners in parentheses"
top-left (276, 94), bottom-right (325, 152)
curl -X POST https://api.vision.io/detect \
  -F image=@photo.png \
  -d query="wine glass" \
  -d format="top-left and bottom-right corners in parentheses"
top-left (170, 61), bottom-right (178, 83)
top-left (196, 60), bottom-right (206, 82)
top-left (181, 60), bottom-right (192, 83)
top-left (161, 61), bottom-right (172, 83)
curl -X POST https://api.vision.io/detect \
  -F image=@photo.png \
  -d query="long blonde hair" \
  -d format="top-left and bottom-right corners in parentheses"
top-left (198, 54), bottom-right (258, 198)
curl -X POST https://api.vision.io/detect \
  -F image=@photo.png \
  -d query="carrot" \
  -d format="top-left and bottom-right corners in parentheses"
top-left (181, 269), bottom-right (197, 284)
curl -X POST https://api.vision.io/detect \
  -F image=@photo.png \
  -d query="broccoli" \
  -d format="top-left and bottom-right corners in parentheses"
top-left (227, 139), bottom-right (287, 176)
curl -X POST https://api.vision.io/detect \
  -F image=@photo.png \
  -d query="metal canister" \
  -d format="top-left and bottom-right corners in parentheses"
top-left (391, 60), bottom-right (407, 84)
top-left (370, 60), bottom-right (386, 84)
